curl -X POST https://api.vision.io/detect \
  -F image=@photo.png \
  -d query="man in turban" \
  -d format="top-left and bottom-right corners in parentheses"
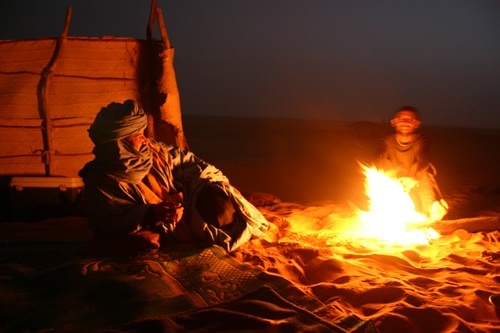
top-left (79, 100), bottom-right (269, 252)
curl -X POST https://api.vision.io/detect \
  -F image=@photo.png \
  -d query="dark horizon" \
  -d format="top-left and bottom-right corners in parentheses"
top-left (1, 1), bottom-right (499, 129)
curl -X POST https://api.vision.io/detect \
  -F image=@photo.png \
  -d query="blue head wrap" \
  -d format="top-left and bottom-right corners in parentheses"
top-left (86, 100), bottom-right (153, 184)
top-left (88, 100), bottom-right (148, 144)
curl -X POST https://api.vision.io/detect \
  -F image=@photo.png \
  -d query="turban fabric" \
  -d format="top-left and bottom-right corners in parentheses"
top-left (84, 100), bottom-right (153, 184)
top-left (89, 100), bottom-right (148, 145)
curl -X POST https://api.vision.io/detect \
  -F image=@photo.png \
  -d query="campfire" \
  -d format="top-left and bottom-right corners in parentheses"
top-left (354, 164), bottom-right (440, 245)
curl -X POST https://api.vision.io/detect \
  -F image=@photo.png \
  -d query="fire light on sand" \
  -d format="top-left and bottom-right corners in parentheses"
top-left (281, 163), bottom-right (442, 250)
top-left (353, 164), bottom-right (440, 246)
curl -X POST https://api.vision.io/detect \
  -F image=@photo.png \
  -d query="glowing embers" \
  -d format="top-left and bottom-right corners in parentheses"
top-left (356, 164), bottom-right (440, 245)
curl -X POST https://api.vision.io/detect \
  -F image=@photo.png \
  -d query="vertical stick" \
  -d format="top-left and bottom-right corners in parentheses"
top-left (147, 0), bottom-right (158, 40)
top-left (62, 6), bottom-right (73, 37)
top-left (155, 7), bottom-right (171, 49)
top-left (42, 5), bottom-right (72, 175)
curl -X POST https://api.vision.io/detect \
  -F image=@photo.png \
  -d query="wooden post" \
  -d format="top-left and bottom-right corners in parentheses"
top-left (40, 5), bottom-right (73, 175)
top-left (147, 0), bottom-right (158, 40)
top-left (155, 7), bottom-right (171, 49)
top-left (62, 6), bottom-right (73, 37)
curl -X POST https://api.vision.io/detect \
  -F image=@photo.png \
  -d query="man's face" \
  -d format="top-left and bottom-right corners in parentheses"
top-left (125, 130), bottom-right (148, 151)
top-left (391, 110), bottom-right (421, 134)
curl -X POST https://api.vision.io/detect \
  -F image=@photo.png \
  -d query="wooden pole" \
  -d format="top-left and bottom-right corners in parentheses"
top-left (147, 0), bottom-right (158, 40)
top-left (40, 5), bottom-right (73, 175)
top-left (155, 7), bottom-right (171, 49)
top-left (62, 5), bottom-right (73, 37)
top-left (145, 0), bottom-right (159, 140)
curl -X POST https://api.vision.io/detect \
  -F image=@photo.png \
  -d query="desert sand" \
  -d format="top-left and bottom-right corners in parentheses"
top-left (184, 115), bottom-right (500, 332)
top-left (1, 115), bottom-right (500, 332)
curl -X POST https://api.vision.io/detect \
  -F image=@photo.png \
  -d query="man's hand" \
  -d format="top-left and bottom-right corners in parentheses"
top-left (148, 202), bottom-right (184, 229)
top-left (155, 201), bottom-right (184, 223)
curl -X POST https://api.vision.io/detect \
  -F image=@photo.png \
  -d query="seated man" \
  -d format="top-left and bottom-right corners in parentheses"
top-left (78, 100), bottom-right (269, 252)
top-left (376, 106), bottom-right (448, 221)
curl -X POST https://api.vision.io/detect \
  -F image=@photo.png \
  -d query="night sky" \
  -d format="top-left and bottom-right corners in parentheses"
top-left (1, 0), bottom-right (499, 128)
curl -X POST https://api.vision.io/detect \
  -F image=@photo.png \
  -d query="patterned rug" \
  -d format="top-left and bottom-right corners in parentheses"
top-left (0, 218), bottom-right (377, 332)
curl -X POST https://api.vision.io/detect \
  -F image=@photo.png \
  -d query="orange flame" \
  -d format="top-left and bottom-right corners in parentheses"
top-left (356, 164), bottom-right (440, 245)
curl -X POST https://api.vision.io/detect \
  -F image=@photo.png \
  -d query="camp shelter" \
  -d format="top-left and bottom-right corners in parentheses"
top-left (0, 3), bottom-right (187, 177)
top-left (0, 3), bottom-right (188, 219)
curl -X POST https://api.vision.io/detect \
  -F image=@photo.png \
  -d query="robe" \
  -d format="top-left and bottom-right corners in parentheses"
top-left (79, 140), bottom-right (269, 252)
